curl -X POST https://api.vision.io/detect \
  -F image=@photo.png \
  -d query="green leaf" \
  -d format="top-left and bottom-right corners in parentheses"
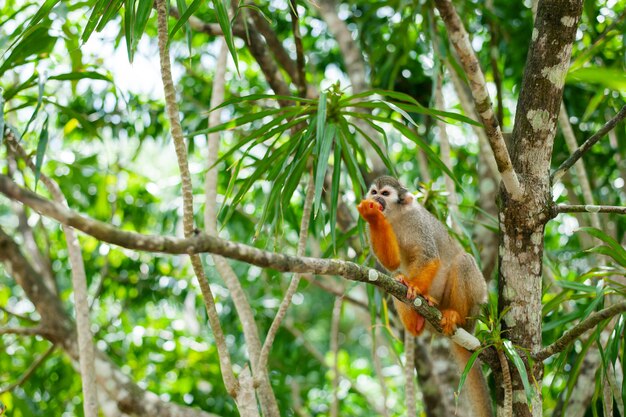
top-left (132, 0), bottom-right (155, 60)
top-left (169, 0), bottom-right (203, 42)
top-left (0, 88), bottom-right (4, 146)
top-left (567, 67), bottom-right (626, 92)
top-left (82, 0), bottom-right (110, 43)
top-left (0, 25), bottom-right (57, 77)
top-left (210, 93), bottom-right (316, 112)
top-left (330, 139), bottom-right (342, 250)
top-left (579, 227), bottom-right (626, 267)
top-left (581, 91), bottom-right (605, 122)
top-left (339, 132), bottom-right (366, 198)
top-left (124, 0), bottom-right (136, 61)
top-left (22, 73), bottom-right (46, 138)
top-left (314, 122), bottom-right (336, 215)
top-left (96, 0), bottom-right (124, 33)
top-left (316, 91), bottom-right (327, 152)
top-left (456, 348), bottom-right (483, 400)
top-left (34, 116), bottom-right (50, 191)
top-left (502, 340), bottom-right (533, 408)
top-left (49, 71), bottom-right (112, 82)
top-left (213, 0), bottom-right (239, 74)
top-left (347, 120), bottom-right (395, 175)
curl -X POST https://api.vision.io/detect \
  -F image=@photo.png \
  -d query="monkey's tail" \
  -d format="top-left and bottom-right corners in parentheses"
top-left (451, 343), bottom-right (494, 417)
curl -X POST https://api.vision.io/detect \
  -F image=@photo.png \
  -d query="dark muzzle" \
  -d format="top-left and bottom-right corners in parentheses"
top-left (373, 196), bottom-right (386, 210)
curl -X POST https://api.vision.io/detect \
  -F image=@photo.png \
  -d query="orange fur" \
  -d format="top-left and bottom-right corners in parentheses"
top-left (405, 259), bottom-right (440, 298)
top-left (357, 200), bottom-right (401, 271)
top-left (393, 298), bottom-right (425, 335)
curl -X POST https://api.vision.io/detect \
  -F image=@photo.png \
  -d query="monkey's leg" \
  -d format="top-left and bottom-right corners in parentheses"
top-left (439, 260), bottom-right (473, 335)
top-left (357, 200), bottom-right (401, 271)
top-left (400, 259), bottom-right (441, 302)
top-left (393, 297), bottom-right (426, 336)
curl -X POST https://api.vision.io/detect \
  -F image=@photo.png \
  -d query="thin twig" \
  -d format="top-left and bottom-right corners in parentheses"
top-left (0, 305), bottom-right (38, 324)
top-left (533, 302), bottom-right (626, 362)
top-left (0, 345), bottom-right (55, 394)
top-left (0, 326), bottom-right (46, 336)
top-left (155, 0), bottom-right (240, 399)
top-left (284, 321), bottom-right (388, 414)
top-left (5, 130), bottom-right (98, 417)
top-left (256, 175), bottom-right (315, 378)
top-left (552, 204), bottom-right (626, 216)
top-left (289, 0), bottom-right (307, 97)
top-left (202, 38), bottom-right (280, 415)
top-left (330, 296), bottom-right (343, 417)
top-left (497, 348), bottom-right (513, 417)
top-left (557, 103), bottom-right (601, 229)
top-left (433, 0), bottom-right (522, 199)
top-left (552, 105), bottom-right (626, 182)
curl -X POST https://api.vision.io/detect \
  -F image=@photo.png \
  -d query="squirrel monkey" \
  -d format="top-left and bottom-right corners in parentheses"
top-left (358, 176), bottom-right (493, 417)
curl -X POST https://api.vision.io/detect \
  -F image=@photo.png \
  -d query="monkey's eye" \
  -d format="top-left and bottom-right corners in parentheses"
top-left (382, 191), bottom-right (390, 196)
top-left (371, 190), bottom-right (377, 195)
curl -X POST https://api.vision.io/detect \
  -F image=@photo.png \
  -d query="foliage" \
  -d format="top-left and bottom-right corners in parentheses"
top-left (0, 0), bottom-right (625, 416)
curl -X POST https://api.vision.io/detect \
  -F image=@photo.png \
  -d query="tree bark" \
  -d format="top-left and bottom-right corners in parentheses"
top-left (499, 0), bottom-right (582, 415)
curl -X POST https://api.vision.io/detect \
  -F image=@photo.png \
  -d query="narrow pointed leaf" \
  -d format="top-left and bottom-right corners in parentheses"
top-left (314, 122), bottom-right (335, 214)
top-left (34, 116), bottom-right (50, 190)
top-left (169, 0), bottom-right (203, 42)
top-left (213, 0), bottom-right (239, 74)
top-left (503, 341), bottom-right (533, 408)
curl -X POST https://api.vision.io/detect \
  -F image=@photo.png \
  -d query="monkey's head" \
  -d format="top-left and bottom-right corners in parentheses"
top-left (366, 176), bottom-right (414, 215)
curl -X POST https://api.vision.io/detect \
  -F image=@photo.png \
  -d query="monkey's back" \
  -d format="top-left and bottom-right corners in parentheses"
top-left (389, 201), bottom-right (486, 310)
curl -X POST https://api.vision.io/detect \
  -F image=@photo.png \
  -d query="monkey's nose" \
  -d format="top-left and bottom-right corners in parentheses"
top-left (373, 196), bottom-right (386, 210)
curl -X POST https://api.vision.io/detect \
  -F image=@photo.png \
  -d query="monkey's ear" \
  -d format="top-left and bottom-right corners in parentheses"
top-left (399, 193), bottom-right (414, 205)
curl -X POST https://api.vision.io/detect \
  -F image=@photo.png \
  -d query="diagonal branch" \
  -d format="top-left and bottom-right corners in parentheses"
top-left (533, 302), bottom-right (626, 362)
top-left (433, 0), bottom-right (522, 199)
top-left (256, 175), bottom-right (315, 379)
top-left (0, 345), bottom-right (55, 394)
top-left (0, 173), bottom-right (482, 352)
top-left (552, 104), bottom-right (626, 182)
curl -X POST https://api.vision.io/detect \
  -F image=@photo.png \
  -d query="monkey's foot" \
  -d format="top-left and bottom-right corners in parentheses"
top-left (440, 309), bottom-right (462, 335)
top-left (395, 274), bottom-right (436, 305)
top-left (357, 199), bottom-right (384, 221)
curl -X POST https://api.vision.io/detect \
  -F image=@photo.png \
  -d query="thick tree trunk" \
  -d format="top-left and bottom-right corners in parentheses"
top-left (498, 0), bottom-right (583, 416)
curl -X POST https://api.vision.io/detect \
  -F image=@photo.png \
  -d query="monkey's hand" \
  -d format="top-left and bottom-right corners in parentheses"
top-left (357, 199), bottom-right (384, 224)
top-left (395, 274), bottom-right (437, 306)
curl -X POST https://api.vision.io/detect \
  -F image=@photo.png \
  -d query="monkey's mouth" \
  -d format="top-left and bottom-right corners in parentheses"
top-left (373, 196), bottom-right (386, 211)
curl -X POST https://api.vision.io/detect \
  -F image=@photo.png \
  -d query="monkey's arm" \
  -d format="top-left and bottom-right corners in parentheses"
top-left (357, 200), bottom-right (401, 271)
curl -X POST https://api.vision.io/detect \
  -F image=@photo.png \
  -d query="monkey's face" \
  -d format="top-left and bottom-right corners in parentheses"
top-left (367, 184), bottom-right (400, 214)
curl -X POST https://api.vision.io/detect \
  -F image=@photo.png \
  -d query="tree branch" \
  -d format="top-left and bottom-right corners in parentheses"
top-left (0, 326), bottom-right (47, 336)
top-left (0, 345), bottom-right (55, 394)
top-left (156, 0), bottom-right (245, 405)
top-left (5, 128), bottom-right (98, 417)
top-left (552, 204), bottom-right (626, 216)
top-left (557, 103), bottom-right (601, 229)
top-left (433, 0), bottom-right (522, 199)
top-left (289, 0), bottom-right (307, 97)
top-left (0, 174), bottom-right (482, 351)
top-left (329, 296), bottom-right (343, 417)
top-left (552, 105), bottom-right (626, 182)
top-left (0, 226), bottom-right (218, 417)
top-left (533, 302), bottom-right (626, 362)
top-left (256, 175), bottom-right (315, 378)
top-left (202, 39), bottom-right (279, 415)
